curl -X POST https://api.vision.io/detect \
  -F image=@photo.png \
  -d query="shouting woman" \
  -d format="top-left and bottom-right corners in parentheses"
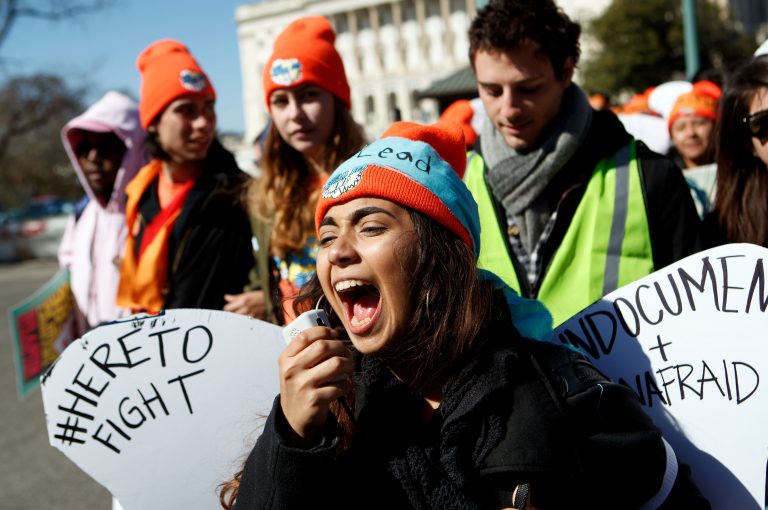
top-left (223, 121), bottom-right (708, 510)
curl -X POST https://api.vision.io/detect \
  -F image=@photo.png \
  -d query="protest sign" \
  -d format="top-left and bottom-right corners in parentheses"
top-left (553, 243), bottom-right (767, 509)
top-left (9, 268), bottom-right (78, 398)
top-left (41, 309), bottom-right (283, 510)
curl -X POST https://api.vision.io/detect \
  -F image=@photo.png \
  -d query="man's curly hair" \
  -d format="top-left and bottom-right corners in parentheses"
top-left (469, 0), bottom-right (581, 80)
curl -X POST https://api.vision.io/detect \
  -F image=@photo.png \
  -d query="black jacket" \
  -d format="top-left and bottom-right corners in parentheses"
top-left (132, 141), bottom-right (254, 310)
top-left (233, 307), bottom-right (709, 509)
top-left (475, 110), bottom-right (702, 298)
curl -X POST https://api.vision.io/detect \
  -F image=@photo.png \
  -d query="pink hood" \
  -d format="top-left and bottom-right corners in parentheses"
top-left (61, 91), bottom-right (145, 210)
top-left (58, 91), bottom-right (147, 331)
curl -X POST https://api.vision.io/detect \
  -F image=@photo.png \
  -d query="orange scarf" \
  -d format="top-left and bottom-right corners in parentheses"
top-left (116, 160), bottom-right (195, 312)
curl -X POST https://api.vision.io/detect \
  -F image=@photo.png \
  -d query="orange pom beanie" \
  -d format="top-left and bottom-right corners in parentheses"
top-left (668, 81), bottom-right (721, 131)
top-left (440, 99), bottom-right (478, 152)
top-left (263, 16), bottom-right (350, 109)
top-left (316, 120), bottom-right (480, 255)
top-left (136, 39), bottom-right (215, 129)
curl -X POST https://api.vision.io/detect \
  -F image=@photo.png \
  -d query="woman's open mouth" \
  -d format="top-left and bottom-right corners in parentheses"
top-left (335, 279), bottom-right (381, 335)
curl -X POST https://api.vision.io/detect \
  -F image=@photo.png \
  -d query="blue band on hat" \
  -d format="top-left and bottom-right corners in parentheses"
top-left (323, 136), bottom-right (481, 255)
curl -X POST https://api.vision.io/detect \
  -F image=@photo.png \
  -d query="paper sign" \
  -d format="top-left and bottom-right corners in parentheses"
top-left (9, 268), bottom-right (78, 398)
top-left (553, 243), bottom-right (767, 509)
top-left (41, 309), bottom-right (283, 510)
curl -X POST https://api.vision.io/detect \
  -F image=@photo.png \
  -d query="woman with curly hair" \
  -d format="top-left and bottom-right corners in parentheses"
top-left (224, 16), bottom-right (366, 324)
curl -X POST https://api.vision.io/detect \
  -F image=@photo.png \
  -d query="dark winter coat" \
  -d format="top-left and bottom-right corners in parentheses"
top-left (233, 305), bottom-right (709, 510)
top-left (131, 141), bottom-right (254, 310)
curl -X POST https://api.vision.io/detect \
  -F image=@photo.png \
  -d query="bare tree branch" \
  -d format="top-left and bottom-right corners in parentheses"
top-left (0, 0), bottom-right (111, 50)
top-left (0, 73), bottom-right (86, 208)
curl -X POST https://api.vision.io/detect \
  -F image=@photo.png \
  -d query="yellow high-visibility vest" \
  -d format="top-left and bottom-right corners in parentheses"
top-left (464, 141), bottom-right (654, 326)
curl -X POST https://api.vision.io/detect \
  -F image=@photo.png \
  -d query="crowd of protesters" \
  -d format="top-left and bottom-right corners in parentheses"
top-left (52, 0), bottom-right (768, 507)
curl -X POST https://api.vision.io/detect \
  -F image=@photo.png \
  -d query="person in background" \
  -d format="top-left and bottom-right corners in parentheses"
top-left (703, 57), bottom-right (768, 248)
top-left (58, 91), bottom-right (146, 336)
top-left (616, 86), bottom-right (673, 156)
top-left (464, 0), bottom-right (700, 326)
top-left (666, 81), bottom-right (721, 217)
top-left (622, 86), bottom-right (657, 115)
top-left (116, 39), bottom-right (253, 312)
top-left (587, 92), bottom-right (610, 111)
top-left (224, 16), bottom-right (366, 324)
top-left (223, 120), bottom-right (708, 510)
top-left (667, 81), bottom-right (720, 170)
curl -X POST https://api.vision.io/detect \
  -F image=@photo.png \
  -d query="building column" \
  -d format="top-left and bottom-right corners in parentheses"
top-left (440, 0), bottom-right (454, 66)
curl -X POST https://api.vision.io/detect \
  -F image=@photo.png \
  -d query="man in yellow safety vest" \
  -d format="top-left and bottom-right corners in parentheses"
top-left (465, 0), bottom-right (701, 326)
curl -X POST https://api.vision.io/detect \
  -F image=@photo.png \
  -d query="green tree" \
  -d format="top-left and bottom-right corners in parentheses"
top-left (581, 0), bottom-right (755, 96)
top-left (0, 0), bottom-right (112, 210)
top-left (0, 74), bottom-right (86, 208)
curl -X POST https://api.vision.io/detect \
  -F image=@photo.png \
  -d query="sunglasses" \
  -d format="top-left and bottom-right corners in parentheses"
top-left (74, 134), bottom-right (125, 159)
top-left (743, 109), bottom-right (768, 140)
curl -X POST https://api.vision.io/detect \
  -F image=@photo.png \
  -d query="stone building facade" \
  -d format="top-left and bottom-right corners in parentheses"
top-left (236, 0), bottom-right (480, 141)
top-left (237, 0), bottom-right (764, 141)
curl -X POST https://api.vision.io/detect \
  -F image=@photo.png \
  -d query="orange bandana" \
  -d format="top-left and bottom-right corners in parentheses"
top-left (116, 160), bottom-right (195, 312)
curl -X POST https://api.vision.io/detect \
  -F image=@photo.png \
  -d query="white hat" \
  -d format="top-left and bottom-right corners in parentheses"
top-left (617, 113), bottom-right (671, 156)
top-left (647, 80), bottom-right (693, 120)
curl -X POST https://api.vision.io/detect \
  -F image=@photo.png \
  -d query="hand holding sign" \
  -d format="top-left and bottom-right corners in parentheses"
top-left (553, 243), bottom-right (767, 509)
top-left (41, 309), bottom-right (283, 510)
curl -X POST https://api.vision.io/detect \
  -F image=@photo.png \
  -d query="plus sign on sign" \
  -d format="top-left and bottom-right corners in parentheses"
top-left (40, 309), bottom-right (284, 510)
top-left (553, 243), bottom-right (767, 509)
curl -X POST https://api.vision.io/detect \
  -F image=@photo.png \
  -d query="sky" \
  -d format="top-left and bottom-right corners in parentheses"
top-left (0, 0), bottom-right (256, 134)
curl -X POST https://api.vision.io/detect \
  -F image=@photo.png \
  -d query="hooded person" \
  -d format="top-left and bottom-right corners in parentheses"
top-left (58, 91), bottom-right (146, 334)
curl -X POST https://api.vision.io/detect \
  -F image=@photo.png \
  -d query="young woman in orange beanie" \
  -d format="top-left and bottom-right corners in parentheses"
top-left (116, 39), bottom-right (253, 312)
top-left (666, 81), bottom-right (721, 217)
top-left (668, 82), bottom-right (720, 171)
top-left (221, 121), bottom-right (708, 510)
top-left (223, 16), bottom-right (366, 324)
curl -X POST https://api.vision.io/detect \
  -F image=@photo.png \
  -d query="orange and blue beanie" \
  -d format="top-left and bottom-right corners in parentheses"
top-left (263, 16), bottom-right (350, 109)
top-left (315, 120), bottom-right (480, 256)
top-left (136, 39), bottom-right (215, 128)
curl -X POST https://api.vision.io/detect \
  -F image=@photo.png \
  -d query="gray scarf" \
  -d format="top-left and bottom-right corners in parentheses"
top-left (481, 84), bottom-right (593, 254)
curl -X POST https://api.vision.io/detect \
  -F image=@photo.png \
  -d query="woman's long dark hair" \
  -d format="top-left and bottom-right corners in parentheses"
top-left (219, 209), bottom-right (500, 508)
top-left (714, 57), bottom-right (768, 246)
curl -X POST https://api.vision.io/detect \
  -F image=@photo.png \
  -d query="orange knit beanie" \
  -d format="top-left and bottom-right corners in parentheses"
top-left (136, 39), bottom-right (216, 128)
top-left (263, 16), bottom-right (350, 109)
top-left (316, 120), bottom-right (480, 254)
top-left (668, 81), bottom-right (721, 131)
